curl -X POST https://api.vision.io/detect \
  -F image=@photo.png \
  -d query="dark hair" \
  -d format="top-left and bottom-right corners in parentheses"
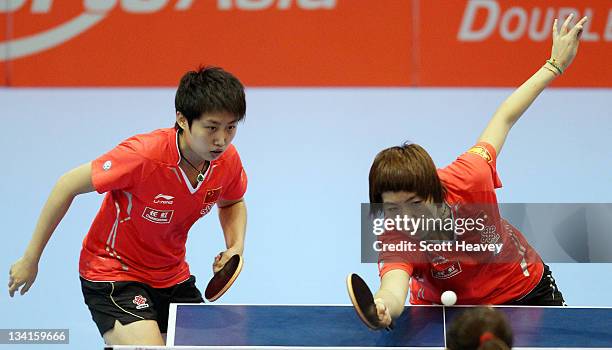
top-left (174, 66), bottom-right (246, 130)
top-left (369, 143), bottom-right (446, 205)
top-left (447, 308), bottom-right (513, 350)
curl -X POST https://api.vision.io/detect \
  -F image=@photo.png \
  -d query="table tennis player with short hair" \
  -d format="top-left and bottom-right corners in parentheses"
top-left (369, 15), bottom-right (587, 327)
top-left (8, 67), bottom-right (248, 346)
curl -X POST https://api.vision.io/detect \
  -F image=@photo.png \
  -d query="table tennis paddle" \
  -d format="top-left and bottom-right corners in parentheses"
top-left (205, 253), bottom-right (243, 302)
top-left (346, 273), bottom-right (394, 331)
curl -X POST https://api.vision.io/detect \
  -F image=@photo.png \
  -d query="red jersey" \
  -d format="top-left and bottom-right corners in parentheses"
top-left (79, 128), bottom-right (247, 288)
top-left (378, 142), bottom-right (543, 305)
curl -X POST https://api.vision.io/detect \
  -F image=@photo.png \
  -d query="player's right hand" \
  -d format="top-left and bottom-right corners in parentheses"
top-left (374, 298), bottom-right (392, 328)
top-left (8, 256), bottom-right (39, 297)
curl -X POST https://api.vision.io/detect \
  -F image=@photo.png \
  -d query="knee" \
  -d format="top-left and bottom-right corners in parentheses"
top-left (103, 320), bottom-right (165, 346)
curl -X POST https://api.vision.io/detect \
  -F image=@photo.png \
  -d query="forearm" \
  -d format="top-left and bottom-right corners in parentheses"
top-left (374, 289), bottom-right (405, 319)
top-left (374, 269), bottom-right (410, 319)
top-left (478, 65), bottom-right (557, 153)
top-left (24, 176), bottom-right (78, 263)
top-left (492, 65), bottom-right (556, 126)
top-left (218, 200), bottom-right (247, 253)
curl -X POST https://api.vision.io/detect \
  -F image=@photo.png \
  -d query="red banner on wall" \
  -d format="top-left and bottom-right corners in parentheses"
top-left (1, 13), bottom-right (7, 86)
top-left (418, 0), bottom-right (612, 87)
top-left (0, 0), bottom-right (413, 87)
top-left (0, 0), bottom-right (610, 87)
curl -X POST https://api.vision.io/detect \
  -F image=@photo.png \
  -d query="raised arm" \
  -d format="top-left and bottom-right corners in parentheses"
top-left (478, 14), bottom-right (587, 154)
top-left (8, 162), bottom-right (95, 297)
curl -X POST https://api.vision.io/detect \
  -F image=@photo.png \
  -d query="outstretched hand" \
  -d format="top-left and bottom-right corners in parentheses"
top-left (551, 14), bottom-right (588, 72)
top-left (374, 298), bottom-right (392, 328)
top-left (8, 256), bottom-right (38, 297)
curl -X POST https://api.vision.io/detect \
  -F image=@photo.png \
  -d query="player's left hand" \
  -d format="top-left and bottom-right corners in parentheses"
top-left (550, 13), bottom-right (588, 71)
top-left (213, 246), bottom-right (242, 273)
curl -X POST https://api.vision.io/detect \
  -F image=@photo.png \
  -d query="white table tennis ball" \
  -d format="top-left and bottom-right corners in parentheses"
top-left (441, 290), bottom-right (457, 306)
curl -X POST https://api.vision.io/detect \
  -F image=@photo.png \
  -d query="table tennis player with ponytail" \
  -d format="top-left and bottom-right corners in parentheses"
top-left (360, 14), bottom-right (586, 328)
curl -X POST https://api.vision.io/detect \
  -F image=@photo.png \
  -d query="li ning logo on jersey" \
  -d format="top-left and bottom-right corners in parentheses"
top-left (154, 194), bottom-right (174, 205)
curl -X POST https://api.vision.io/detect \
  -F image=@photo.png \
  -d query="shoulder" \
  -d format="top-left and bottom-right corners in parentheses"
top-left (216, 144), bottom-right (243, 168)
top-left (119, 128), bottom-right (177, 165)
top-left (438, 142), bottom-right (501, 194)
top-left (220, 144), bottom-right (240, 158)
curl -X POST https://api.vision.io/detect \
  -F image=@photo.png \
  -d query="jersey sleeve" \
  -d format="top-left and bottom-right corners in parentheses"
top-left (220, 149), bottom-right (248, 201)
top-left (91, 139), bottom-right (147, 194)
top-left (379, 260), bottom-right (413, 278)
top-left (377, 231), bottom-right (415, 278)
top-left (439, 142), bottom-right (502, 192)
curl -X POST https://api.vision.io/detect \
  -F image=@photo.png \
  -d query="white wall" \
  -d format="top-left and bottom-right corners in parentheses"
top-left (1, 87), bottom-right (610, 349)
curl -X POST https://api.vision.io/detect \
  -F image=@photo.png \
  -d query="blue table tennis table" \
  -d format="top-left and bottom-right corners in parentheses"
top-left (110, 304), bottom-right (612, 349)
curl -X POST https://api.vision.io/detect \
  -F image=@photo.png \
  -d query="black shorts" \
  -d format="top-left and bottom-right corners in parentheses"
top-left (80, 275), bottom-right (204, 336)
top-left (508, 263), bottom-right (566, 306)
